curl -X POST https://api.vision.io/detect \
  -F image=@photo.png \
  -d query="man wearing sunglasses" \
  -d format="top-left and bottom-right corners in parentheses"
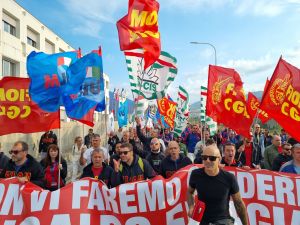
top-left (0, 141), bottom-right (44, 188)
top-left (272, 143), bottom-right (292, 171)
top-left (188, 145), bottom-right (248, 225)
top-left (113, 143), bottom-right (155, 184)
top-left (280, 143), bottom-right (300, 174)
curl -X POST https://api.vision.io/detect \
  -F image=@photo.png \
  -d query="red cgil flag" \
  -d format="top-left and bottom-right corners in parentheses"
top-left (206, 65), bottom-right (252, 138)
top-left (116, 0), bottom-right (161, 70)
top-left (246, 92), bottom-right (269, 124)
top-left (0, 77), bottom-right (60, 135)
top-left (260, 57), bottom-right (300, 142)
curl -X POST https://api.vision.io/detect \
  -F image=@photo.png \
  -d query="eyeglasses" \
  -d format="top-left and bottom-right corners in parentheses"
top-left (284, 148), bottom-right (292, 151)
top-left (9, 149), bottom-right (24, 155)
top-left (119, 151), bottom-right (131, 155)
top-left (201, 155), bottom-right (219, 161)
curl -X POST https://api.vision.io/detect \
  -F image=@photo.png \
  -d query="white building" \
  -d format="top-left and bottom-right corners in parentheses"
top-left (0, 0), bottom-right (109, 120)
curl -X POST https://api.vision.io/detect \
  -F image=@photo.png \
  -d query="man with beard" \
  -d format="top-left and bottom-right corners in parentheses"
top-left (145, 138), bottom-right (165, 174)
top-left (0, 141), bottom-right (44, 187)
top-left (113, 143), bottom-right (155, 184)
top-left (272, 143), bottom-right (292, 171)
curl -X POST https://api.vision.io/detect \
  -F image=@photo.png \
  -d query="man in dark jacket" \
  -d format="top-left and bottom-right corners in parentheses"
top-left (81, 148), bottom-right (116, 188)
top-left (112, 143), bottom-right (155, 184)
top-left (0, 141), bottom-right (44, 188)
top-left (0, 143), bottom-right (9, 175)
top-left (145, 138), bottom-right (165, 174)
top-left (272, 143), bottom-right (292, 171)
top-left (108, 131), bottom-right (119, 156)
top-left (160, 141), bottom-right (192, 178)
top-left (39, 131), bottom-right (57, 159)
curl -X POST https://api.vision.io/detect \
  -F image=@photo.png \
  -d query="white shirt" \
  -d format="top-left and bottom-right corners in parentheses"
top-left (83, 146), bottom-right (109, 165)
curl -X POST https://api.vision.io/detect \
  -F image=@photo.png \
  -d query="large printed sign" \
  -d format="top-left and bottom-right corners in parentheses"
top-left (0, 77), bottom-right (60, 135)
top-left (0, 166), bottom-right (299, 225)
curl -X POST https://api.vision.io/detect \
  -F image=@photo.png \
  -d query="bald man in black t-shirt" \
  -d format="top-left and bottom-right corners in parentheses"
top-left (187, 145), bottom-right (249, 225)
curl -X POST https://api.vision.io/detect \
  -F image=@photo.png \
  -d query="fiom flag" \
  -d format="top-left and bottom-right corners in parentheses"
top-left (0, 77), bottom-right (60, 135)
top-left (117, 0), bottom-right (161, 70)
top-left (260, 57), bottom-right (300, 142)
top-left (246, 92), bottom-right (269, 124)
top-left (126, 49), bottom-right (177, 100)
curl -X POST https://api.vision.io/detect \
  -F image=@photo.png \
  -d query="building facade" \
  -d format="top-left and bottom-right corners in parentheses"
top-left (1, 0), bottom-right (109, 119)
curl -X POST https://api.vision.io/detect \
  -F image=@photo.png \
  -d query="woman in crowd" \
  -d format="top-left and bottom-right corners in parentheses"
top-left (40, 144), bottom-right (67, 191)
top-left (71, 136), bottom-right (86, 181)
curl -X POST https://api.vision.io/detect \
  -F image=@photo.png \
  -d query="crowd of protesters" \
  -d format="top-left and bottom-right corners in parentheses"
top-left (1, 118), bottom-right (300, 224)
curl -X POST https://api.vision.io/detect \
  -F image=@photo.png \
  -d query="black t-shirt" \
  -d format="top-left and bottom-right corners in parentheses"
top-left (189, 168), bottom-right (239, 223)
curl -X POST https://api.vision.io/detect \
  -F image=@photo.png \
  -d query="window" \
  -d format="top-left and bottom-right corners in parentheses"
top-left (2, 12), bottom-right (17, 37)
top-left (2, 59), bottom-right (16, 77)
top-left (27, 37), bottom-right (37, 48)
top-left (45, 40), bottom-right (55, 54)
top-left (27, 27), bottom-right (39, 49)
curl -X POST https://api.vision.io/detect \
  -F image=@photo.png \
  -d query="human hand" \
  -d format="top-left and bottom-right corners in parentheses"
top-left (113, 159), bottom-right (121, 172)
top-left (135, 116), bottom-right (141, 126)
top-left (17, 176), bottom-right (28, 183)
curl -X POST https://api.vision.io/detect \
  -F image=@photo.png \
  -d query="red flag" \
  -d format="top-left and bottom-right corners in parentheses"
top-left (260, 57), bottom-right (300, 141)
top-left (0, 77), bottom-right (60, 135)
top-left (157, 97), bottom-right (176, 128)
top-left (116, 0), bottom-right (161, 70)
top-left (206, 65), bottom-right (251, 138)
top-left (246, 92), bottom-right (269, 124)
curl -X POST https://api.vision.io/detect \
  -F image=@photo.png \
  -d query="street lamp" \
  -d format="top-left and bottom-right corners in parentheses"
top-left (190, 42), bottom-right (217, 65)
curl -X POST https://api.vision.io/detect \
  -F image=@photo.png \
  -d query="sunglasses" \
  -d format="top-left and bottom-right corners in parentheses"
top-left (201, 155), bottom-right (219, 161)
top-left (9, 149), bottom-right (24, 155)
top-left (284, 148), bottom-right (292, 151)
top-left (119, 151), bottom-right (131, 155)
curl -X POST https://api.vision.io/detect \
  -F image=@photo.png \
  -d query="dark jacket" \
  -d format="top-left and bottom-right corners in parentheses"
top-left (272, 154), bottom-right (293, 171)
top-left (145, 151), bottom-right (165, 174)
top-left (39, 131), bottom-right (57, 153)
top-left (0, 154), bottom-right (44, 188)
top-left (160, 154), bottom-right (192, 178)
top-left (108, 135), bottom-right (120, 155)
top-left (0, 152), bottom-right (9, 175)
top-left (109, 153), bottom-right (120, 168)
top-left (40, 158), bottom-right (68, 191)
top-left (81, 162), bottom-right (116, 188)
top-left (113, 154), bottom-right (156, 185)
top-left (136, 125), bottom-right (152, 152)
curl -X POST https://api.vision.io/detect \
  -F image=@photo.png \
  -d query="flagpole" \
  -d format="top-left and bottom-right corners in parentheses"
top-left (58, 127), bottom-right (61, 189)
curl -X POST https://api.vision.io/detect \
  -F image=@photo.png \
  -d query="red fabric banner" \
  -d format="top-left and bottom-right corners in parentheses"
top-left (0, 77), bottom-right (60, 135)
top-left (0, 166), bottom-right (299, 225)
top-left (157, 97), bottom-right (177, 128)
top-left (260, 58), bottom-right (300, 141)
top-left (246, 92), bottom-right (269, 124)
top-left (206, 65), bottom-right (252, 138)
top-left (116, 0), bottom-right (161, 70)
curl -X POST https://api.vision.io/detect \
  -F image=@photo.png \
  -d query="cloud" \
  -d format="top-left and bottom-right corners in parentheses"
top-left (58, 0), bottom-right (125, 38)
top-left (162, 0), bottom-right (300, 17)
